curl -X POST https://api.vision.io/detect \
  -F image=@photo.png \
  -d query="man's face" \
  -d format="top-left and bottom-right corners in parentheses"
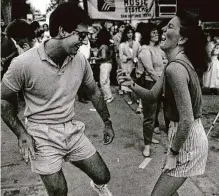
top-left (63, 24), bottom-right (89, 55)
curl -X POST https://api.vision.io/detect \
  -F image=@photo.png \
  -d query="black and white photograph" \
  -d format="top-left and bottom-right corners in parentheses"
top-left (1, 0), bottom-right (219, 195)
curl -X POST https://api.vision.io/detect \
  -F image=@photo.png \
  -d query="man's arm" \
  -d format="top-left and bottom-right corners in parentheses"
top-left (83, 79), bottom-right (115, 144)
top-left (1, 82), bottom-right (35, 162)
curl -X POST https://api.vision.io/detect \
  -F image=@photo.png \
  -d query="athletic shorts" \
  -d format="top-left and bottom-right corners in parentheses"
top-left (25, 120), bottom-right (96, 175)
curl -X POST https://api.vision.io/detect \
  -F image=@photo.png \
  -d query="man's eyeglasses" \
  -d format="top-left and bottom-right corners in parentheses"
top-left (75, 30), bottom-right (89, 41)
top-left (62, 30), bottom-right (88, 41)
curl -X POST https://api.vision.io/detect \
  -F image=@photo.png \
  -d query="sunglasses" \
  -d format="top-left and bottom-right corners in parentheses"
top-left (63, 30), bottom-right (89, 41)
top-left (74, 30), bottom-right (89, 41)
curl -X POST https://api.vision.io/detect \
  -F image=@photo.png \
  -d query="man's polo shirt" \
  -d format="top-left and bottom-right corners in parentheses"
top-left (2, 41), bottom-right (94, 124)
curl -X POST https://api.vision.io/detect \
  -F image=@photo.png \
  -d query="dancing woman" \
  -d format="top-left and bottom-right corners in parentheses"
top-left (117, 11), bottom-right (208, 196)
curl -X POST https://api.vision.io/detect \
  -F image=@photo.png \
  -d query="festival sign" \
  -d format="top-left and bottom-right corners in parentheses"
top-left (87, 0), bottom-right (156, 20)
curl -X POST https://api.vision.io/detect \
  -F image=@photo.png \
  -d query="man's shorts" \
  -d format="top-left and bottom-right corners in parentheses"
top-left (26, 120), bottom-right (96, 175)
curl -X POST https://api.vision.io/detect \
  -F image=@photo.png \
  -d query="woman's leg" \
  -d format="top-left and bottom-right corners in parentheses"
top-left (142, 98), bottom-right (157, 144)
top-left (142, 80), bottom-right (158, 156)
top-left (142, 80), bottom-right (157, 144)
top-left (151, 172), bottom-right (187, 196)
top-left (154, 96), bottom-right (162, 133)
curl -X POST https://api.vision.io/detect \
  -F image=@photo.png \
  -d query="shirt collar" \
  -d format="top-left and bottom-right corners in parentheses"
top-left (37, 39), bottom-right (73, 68)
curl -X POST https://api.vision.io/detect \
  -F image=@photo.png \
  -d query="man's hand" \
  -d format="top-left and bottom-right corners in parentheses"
top-left (18, 132), bottom-right (36, 163)
top-left (103, 123), bottom-right (115, 145)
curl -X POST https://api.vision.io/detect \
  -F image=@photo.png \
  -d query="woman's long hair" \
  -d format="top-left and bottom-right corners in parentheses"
top-left (177, 10), bottom-right (208, 78)
top-left (120, 25), bottom-right (134, 43)
top-left (141, 23), bottom-right (160, 46)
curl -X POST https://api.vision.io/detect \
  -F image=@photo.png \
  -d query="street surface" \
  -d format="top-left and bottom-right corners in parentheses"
top-left (1, 86), bottom-right (219, 196)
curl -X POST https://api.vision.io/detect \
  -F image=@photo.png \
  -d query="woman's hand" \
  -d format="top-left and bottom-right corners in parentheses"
top-left (162, 150), bottom-right (177, 172)
top-left (117, 69), bottom-right (134, 88)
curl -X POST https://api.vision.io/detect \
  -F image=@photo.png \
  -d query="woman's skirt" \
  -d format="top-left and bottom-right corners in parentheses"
top-left (167, 118), bottom-right (208, 177)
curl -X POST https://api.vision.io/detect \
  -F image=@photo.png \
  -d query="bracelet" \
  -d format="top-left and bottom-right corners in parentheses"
top-left (170, 147), bottom-right (179, 156)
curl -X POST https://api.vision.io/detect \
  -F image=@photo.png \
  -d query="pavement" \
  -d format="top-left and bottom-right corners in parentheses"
top-left (1, 86), bottom-right (219, 196)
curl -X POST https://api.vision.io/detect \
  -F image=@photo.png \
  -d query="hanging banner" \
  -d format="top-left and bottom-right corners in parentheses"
top-left (87, 0), bottom-right (156, 20)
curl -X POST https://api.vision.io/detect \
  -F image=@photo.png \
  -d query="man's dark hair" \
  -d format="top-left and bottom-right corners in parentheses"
top-left (136, 22), bottom-right (146, 34)
top-left (30, 21), bottom-right (40, 31)
top-left (6, 19), bottom-right (35, 40)
top-left (49, 2), bottom-right (91, 37)
top-left (117, 22), bottom-right (125, 28)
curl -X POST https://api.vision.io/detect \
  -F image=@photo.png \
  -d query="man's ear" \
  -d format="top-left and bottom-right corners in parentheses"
top-left (178, 36), bottom-right (188, 46)
top-left (58, 26), bottom-right (66, 37)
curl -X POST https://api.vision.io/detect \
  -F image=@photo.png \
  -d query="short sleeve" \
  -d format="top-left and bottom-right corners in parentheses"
top-left (2, 57), bottom-right (24, 92)
top-left (82, 56), bottom-right (94, 86)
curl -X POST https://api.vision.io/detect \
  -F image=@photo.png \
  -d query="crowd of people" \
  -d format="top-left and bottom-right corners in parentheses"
top-left (1, 19), bottom-right (51, 79)
top-left (1, 1), bottom-right (218, 196)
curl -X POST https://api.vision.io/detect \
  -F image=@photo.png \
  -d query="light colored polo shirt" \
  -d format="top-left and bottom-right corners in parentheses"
top-left (3, 41), bottom-right (94, 124)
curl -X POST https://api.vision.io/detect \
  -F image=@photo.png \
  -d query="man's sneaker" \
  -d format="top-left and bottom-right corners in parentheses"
top-left (136, 107), bottom-right (142, 114)
top-left (90, 181), bottom-right (113, 196)
top-left (118, 89), bottom-right (123, 95)
top-left (106, 97), bottom-right (114, 103)
top-left (152, 138), bottom-right (159, 144)
top-left (142, 145), bottom-right (150, 157)
top-left (154, 127), bottom-right (161, 134)
top-left (127, 100), bottom-right (133, 105)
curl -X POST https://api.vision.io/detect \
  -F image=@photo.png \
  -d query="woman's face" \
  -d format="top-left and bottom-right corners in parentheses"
top-left (213, 36), bottom-right (219, 44)
top-left (212, 45), bottom-right (219, 55)
top-left (119, 25), bottom-right (125, 33)
top-left (150, 29), bottom-right (159, 43)
top-left (135, 32), bottom-right (142, 42)
top-left (160, 16), bottom-right (181, 51)
top-left (127, 30), bottom-right (133, 40)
